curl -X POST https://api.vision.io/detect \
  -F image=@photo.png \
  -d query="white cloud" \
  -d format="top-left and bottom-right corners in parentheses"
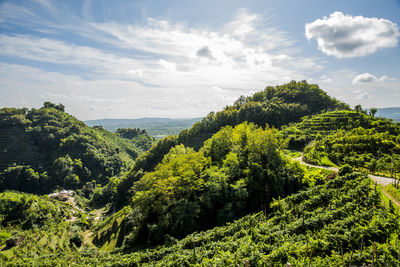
top-left (352, 73), bottom-right (389, 84)
top-left (305, 11), bottom-right (399, 58)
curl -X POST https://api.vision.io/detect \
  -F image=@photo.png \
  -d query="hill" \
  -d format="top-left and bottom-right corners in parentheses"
top-left (108, 81), bottom-right (348, 210)
top-left (84, 117), bottom-right (202, 137)
top-left (133, 81), bottom-right (348, 173)
top-left (0, 102), bottom-right (153, 195)
top-left (94, 123), bottom-right (307, 250)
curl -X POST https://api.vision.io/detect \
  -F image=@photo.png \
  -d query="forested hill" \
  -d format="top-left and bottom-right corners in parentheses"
top-left (132, 81), bottom-right (348, 173)
top-left (0, 102), bottom-right (153, 194)
top-left (110, 81), bottom-right (348, 211)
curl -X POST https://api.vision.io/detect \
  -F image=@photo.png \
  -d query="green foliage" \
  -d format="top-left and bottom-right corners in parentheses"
top-left (0, 102), bottom-right (151, 195)
top-left (117, 172), bottom-right (399, 266)
top-left (97, 123), bottom-right (302, 250)
top-left (0, 191), bottom-right (74, 229)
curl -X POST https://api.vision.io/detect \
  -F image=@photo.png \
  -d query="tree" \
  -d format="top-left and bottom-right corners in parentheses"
top-left (354, 105), bottom-right (362, 114)
top-left (369, 107), bottom-right (377, 117)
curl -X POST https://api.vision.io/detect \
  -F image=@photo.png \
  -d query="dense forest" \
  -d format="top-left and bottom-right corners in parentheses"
top-left (1, 81), bottom-right (400, 266)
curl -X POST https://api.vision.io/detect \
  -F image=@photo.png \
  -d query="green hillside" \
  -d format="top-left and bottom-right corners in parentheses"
top-left (278, 108), bottom-right (400, 174)
top-left (95, 122), bottom-right (304, 250)
top-left (109, 81), bottom-right (347, 210)
top-left (0, 103), bottom-right (153, 195)
top-left (303, 127), bottom-right (400, 174)
top-left (5, 168), bottom-right (400, 266)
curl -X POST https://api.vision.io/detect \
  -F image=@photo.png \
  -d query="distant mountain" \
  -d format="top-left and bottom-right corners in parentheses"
top-left (376, 107), bottom-right (400, 122)
top-left (84, 117), bottom-right (202, 137)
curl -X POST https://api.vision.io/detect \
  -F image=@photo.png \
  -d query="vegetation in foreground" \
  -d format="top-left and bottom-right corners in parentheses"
top-left (3, 168), bottom-right (400, 266)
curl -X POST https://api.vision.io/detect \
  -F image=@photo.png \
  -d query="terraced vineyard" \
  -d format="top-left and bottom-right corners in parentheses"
top-left (280, 110), bottom-right (400, 150)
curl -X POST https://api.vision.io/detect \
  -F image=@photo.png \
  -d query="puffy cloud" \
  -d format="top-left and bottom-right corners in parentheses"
top-left (352, 73), bottom-right (388, 84)
top-left (305, 12), bottom-right (399, 58)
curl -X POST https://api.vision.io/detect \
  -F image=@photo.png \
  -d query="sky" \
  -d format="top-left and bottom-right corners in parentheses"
top-left (0, 0), bottom-right (399, 120)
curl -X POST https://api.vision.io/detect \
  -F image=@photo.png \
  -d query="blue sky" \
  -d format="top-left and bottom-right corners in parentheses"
top-left (0, 0), bottom-right (399, 120)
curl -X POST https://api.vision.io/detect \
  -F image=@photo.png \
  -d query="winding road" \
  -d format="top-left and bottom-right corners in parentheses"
top-left (292, 155), bottom-right (397, 186)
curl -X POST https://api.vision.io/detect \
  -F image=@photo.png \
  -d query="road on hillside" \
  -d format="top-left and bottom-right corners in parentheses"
top-left (292, 156), bottom-right (397, 186)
